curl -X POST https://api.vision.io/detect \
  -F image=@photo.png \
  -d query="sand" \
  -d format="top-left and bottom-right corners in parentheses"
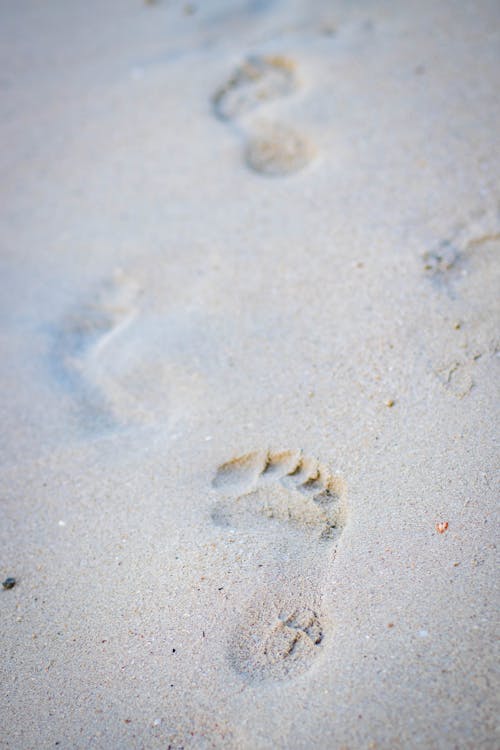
top-left (0, 1), bottom-right (499, 748)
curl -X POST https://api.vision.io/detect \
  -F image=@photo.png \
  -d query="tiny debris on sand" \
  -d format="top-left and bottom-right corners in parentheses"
top-left (435, 522), bottom-right (449, 534)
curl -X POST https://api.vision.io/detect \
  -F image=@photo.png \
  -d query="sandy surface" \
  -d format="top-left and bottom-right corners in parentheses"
top-left (0, 1), bottom-right (499, 748)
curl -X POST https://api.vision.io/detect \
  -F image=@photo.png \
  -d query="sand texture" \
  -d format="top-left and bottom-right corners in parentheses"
top-left (0, 1), bottom-right (499, 748)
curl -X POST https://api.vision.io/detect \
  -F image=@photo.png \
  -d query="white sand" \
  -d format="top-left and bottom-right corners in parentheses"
top-left (0, 1), bottom-right (499, 748)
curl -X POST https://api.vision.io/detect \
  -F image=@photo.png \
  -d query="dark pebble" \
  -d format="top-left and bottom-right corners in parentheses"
top-left (2, 577), bottom-right (16, 589)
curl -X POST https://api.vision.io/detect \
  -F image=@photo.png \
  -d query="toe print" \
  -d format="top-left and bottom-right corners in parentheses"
top-left (212, 450), bottom-right (345, 539)
top-left (212, 450), bottom-right (348, 681)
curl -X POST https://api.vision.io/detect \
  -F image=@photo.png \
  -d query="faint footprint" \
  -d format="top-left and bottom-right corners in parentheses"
top-left (434, 344), bottom-right (499, 399)
top-left (212, 449), bottom-right (347, 681)
top-left (424, 206), bottom-right (500, 397)
top-left (435, 358), bottom-right (476, 399)
top-left (423, 205), bottom-right (500, 292)
top-left (212, 55), bottom-right (316, 176)
top-left (212, 55), bottom-right (298, 121)
top-left (245, 122), bottom-right (316, 177)
top-left (51, 271), bottom-right (141, 430)
top-left (423, 239), bottom-right (462, 281)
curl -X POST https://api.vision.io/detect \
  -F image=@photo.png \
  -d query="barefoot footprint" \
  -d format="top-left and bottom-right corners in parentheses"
top-left (245, 122), bottom-right (316, 177)
top-left (422, 205), bottom-right (500, 397)
top-left (51, 271), bottom-right (141, 429)
top-left (212, 449), bottom-right (347, 681)
top-left (422, 205), bottom-right (500, 290)
top-left (212, 55), bottom-right (298, 121)
top-left (212, 55), bottom-right (316, 176)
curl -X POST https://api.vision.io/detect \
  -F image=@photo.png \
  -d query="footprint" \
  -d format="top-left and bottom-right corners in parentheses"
top-left (423, 239), bottom-right (462, 280)
top-left (245, 122), bottom-right (316, 177)
top-left (423, 206), bottom-right (500, 397)
top-left (51, 271), bottom-right (141, 429)
top-left (423, 206), bottom-right (500, 291)
top-left (435, 358), bottom-right (475, 399)
top-left (212, 55), bottom-right (298, 121)
top-left (434, 345), bottom-right (498, 399)
top-left (212, 55), bottom-right (315, 176)
top-left (212, 449), bottom-right (347, 681)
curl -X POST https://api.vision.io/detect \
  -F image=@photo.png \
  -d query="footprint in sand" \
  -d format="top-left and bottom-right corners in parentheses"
top-left (212, 449), bottom-right (347, 681)
top-left (422, 206), bottom-right (500, 292)
top-left (435, 357), bottom-right (478, 399)
top-left (423, 206), bottom-right (500, 397)
top-left (422, 239), bottom-right (462, 281)
top-left (212, 55), bottom-right (298, 121)
top-left (212, 55), bottom-right (316, 176)
top-left (245, 122), bottom-right (316, 177)
top-left (51, 271), bottom-right (141, 429)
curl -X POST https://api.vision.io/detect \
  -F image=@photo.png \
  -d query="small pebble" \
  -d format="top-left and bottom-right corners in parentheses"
top-left (385, 399), bottom-right (395, 408)
top-left (2, 577), bottom-right (16, 589)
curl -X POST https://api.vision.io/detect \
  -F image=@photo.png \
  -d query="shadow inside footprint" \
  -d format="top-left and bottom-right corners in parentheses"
top-left (212, 449), bottom-right (348, 681)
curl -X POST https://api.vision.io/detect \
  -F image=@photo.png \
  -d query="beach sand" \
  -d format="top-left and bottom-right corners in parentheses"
top-left (0, 1), bottom-right (499, 748)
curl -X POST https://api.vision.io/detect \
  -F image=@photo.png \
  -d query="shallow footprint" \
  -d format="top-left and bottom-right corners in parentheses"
top-left (422, 205), bottom-right (500, 292)
top-left (212, 55), bottom-right (298, 121)
top-left (212, 449), bottom-right (347, 681)
top-left (212, 55), bottom-right (316, 176)
top-left (245, 122), bottom-right (316, 177)
top-left (51, 271), bottom-right (141, 430)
